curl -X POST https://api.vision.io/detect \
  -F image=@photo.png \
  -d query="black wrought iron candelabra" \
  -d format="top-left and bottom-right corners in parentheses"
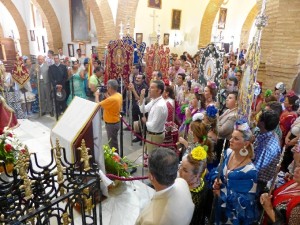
top-left (0, 139), bottom-right (102, 225)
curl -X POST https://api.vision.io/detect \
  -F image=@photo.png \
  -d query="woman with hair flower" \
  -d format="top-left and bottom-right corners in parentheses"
top-left (179, 145), bottom-right (213, 225)
top-left (203, 104), bottom-right (219, 170)
top-left (280, 91), bottom-right (299, 140)
top-left (204, 81), bottom-right (217, 108)
top-left (178, 89), bottom-right (206, 141)
top-left (203, 104), bottom-right (218, 143)
top-left (280, 91), bottom-right (299, 172)
top-left (178, 113), bottom-right (214, 162)
top-left (66, 58), bottom-right (87, 105)
top-left (212, 119), bottom-right (258, 225)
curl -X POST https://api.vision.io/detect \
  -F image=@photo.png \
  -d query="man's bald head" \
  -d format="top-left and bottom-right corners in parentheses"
top-left (37, 55), bottom-right (45, 65)
top-left (174, 59), bottom-right (181, 70)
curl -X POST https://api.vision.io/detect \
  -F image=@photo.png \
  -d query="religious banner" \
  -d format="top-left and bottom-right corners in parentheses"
top-left (122, 35), bottom-right (146, 65)
top-left (104, 39), bottom-right (134, 85)
top-left (238, 36), bottom-right (261, 121)
top-left (198, 43), bottom-right (223, 91)
top-left (145, 43), bottom-right (170, 83)
top-left (237, 0), bottom-right (268, 122)
top-left (12, 55), bottom-right (30, 87)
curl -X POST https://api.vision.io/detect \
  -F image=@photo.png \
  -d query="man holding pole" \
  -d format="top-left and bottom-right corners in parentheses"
top-left (128, 73), bottom-right (148, 143)
top-left (139, 80), bottom-right (168, 165)
top-left (36, 55), bottom-right (53, 116)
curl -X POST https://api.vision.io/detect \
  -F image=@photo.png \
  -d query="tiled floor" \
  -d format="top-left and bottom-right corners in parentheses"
top-left (19, 113), bottom-right (149, 176)
top-left (11, 113), bottom-right (153, 225)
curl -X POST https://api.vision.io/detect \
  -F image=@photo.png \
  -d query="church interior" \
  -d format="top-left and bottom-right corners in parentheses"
top-left (1, 0), bottom-right (300, 224)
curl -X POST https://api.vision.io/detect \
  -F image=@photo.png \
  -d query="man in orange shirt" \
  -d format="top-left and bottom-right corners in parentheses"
top-left (95, 79), bottom-right (122, 151)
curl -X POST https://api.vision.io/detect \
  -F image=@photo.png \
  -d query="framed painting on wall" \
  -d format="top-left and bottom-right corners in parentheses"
top-left (92, 46), bottom-right (97, 54)
top-left (41, 36), bottom-right (46, 53)
top-left (69, 0), bottom-right (90, 42)
top-left (171, 9), bottom-right (181, 30)
top-left (218, 8), bottom-right (227, 29)
top-left (136, 33), bottom-right (143, 45)
top-left (36, 36), bottom-right (40, 52)
top-left (79, 43), bottom-right (86, 55)
top-left (68, 44), bottom-right (74, 57)
top-left (148, 0), bottom-right (161, 9)
top-left (30, 30), bottom-right (35, 41)
top-left (163, 33), bottom-right (169, 45)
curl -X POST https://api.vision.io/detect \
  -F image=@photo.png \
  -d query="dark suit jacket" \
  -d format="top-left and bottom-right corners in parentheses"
top-left (48, 63), bottom-right (68, 89)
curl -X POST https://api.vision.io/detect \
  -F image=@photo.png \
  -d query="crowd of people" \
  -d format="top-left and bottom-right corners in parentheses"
top-left (129, 51), bottom-right (300, 225)
top-left (1, 47), bottom-right (300, 225)
top-left (0, 48), bottom-right (103, 120)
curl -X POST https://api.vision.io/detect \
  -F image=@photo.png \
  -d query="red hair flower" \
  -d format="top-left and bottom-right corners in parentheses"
top-left (207, 81), bottom-right (217, 89)
top-left (286, 90), bottom-right (295, 98)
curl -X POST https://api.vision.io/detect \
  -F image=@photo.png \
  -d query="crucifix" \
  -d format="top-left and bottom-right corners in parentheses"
top-left (150, 10), bottom-right (158, 34)
top-left (126, 17), bottom-right (130, 35)
top-left (11, 30), bottom-right (19, 53)
top-left (119, 21), bottom-right (124, 39)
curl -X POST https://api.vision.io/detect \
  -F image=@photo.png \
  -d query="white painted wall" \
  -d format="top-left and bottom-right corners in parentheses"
top-left (134, 0), bottom-right (210, 56)
top-left (1, 0), bottom-right (97, 57)
top-left (11, 0), bottom-right (34, 55)
top-left (108, 0), bottom-right (118, 25)
top-left (1, 0), bottom-right (258, 57)
top-left (30, 4), bottom-right (48, 56)
top-left (211, 0), bottom-right (257, 51)
top-left (48, 0), bottom-right (98, 57)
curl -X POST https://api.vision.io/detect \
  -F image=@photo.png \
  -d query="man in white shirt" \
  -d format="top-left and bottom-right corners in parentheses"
top-left (76, 48), bottom-right (85, 67)
top-left (135, 148), bottom-right (194, 225)
top-left (58, 48), bottom-right (66, 63)
top-left (139, 80), bottom-right (168, 158)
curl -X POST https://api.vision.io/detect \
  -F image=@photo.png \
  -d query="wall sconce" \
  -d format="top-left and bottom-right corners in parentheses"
top-left (174, 32), bottom-right (183, 47)
top-left (213, 30), bottom-right (224, 43)
top-left (89, 30), bottom-right (97, 42)
top-left (157, 24), bottom-right (160, 44)
top-left (230, 35), bottom-right (234, 44)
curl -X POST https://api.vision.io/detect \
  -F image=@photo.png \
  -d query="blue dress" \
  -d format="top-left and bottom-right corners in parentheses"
top-left (67, 69), bottom-right (87, 105)
top-left (211, 148), bottom-right (258, 225)
top-left (30, 71), bottom-right (39, 113)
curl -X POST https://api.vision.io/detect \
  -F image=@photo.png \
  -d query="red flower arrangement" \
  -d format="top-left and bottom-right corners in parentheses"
top-left (103, 144), bottom-right (135, 177)
top-left (0, 129), bottom-right (25, 164)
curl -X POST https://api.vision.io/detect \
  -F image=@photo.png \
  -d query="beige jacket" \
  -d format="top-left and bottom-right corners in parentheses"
top-left (135, 178), bottom-right (194, 225)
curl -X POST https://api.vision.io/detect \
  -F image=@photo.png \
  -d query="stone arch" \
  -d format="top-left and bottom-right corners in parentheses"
top-left (198, 0), bottom-right (224, 48)
top-left (239, 4), bottom-right (258, 49)
top-left (1, 0), bottom-right (30, 55)
top-left (115, 0), bottom-right (139, 38)
top-left (31, 0), bottom-right (63, 51)
top-left (85, 0), bottom-right (116, 59)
